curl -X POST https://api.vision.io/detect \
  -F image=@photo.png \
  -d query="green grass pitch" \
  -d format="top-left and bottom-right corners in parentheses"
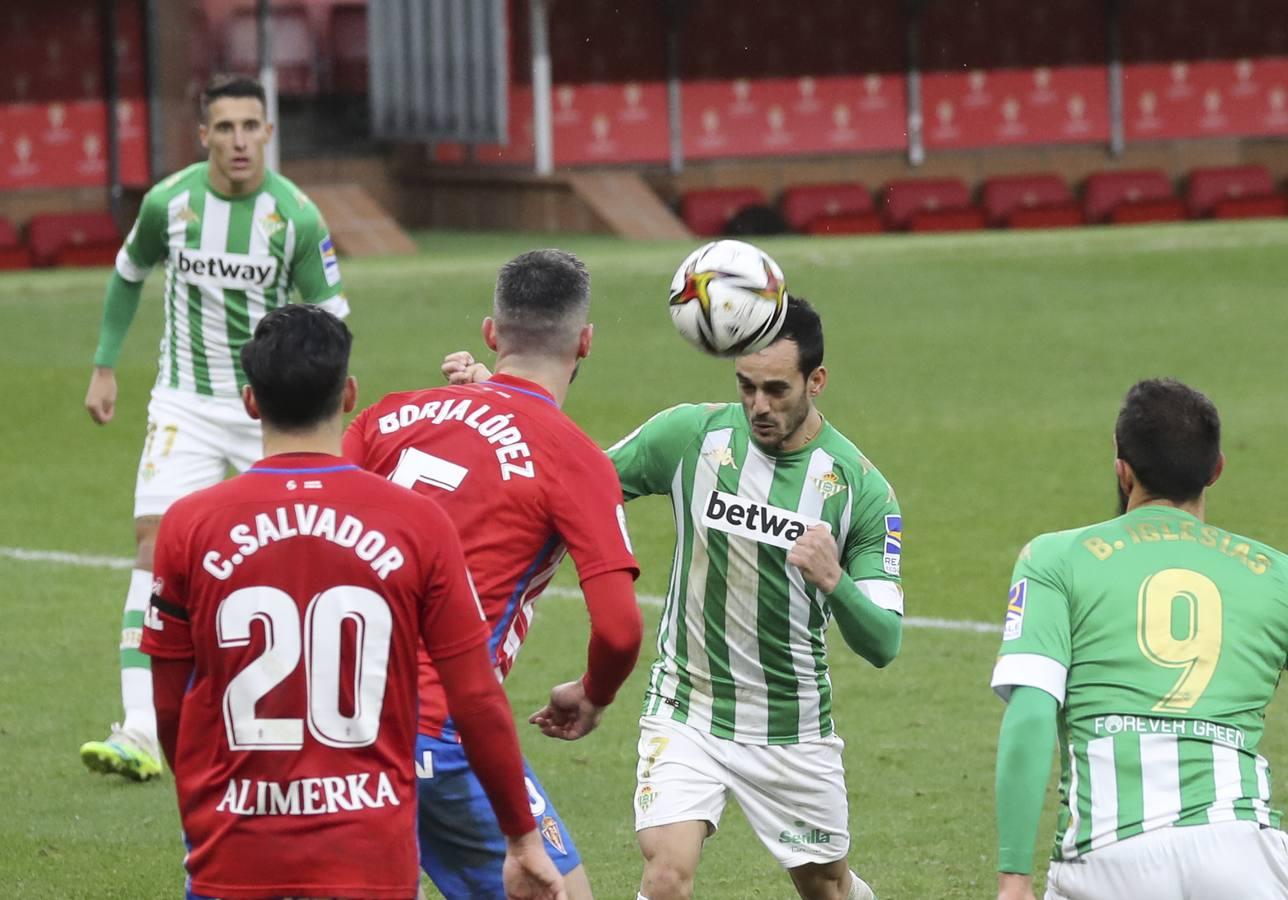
top-left (3, 220), bottom-right (1288, 898)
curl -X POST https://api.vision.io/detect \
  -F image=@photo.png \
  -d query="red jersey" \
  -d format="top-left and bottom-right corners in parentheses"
top-left (343, 373), bottom-right (639, 737)
top-left (141, 453), bottom-right (488, 900)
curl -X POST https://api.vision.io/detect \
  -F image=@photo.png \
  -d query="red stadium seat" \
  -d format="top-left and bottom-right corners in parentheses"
top-left (1185, 165), bottom-right (1277, 218)
top-left (1212, 194), bottom-right (1288, 220)
top-left (981, 174), bottom-right (1078, 228)
top-left (1083, 169), bottom-right (1176, 224)
top-left (908, 207), bottom-right (988, 233)
top-left (0, 217), bottom-right (32, 270)
top-left (27, 211), bottom-right (120, 268)
top-left (330, 3), bottom-right (368, 95)
top-left (803, 212), bottom-right (884, 236)
top-left (224, 6), bottom-right (318, 95)
top-left (779, 183), bottom-right (874, 233)
top-left (679, 187), bottom-right (767, 237)
top-left (1007, 206), bottom-right (1086, 229)
top-left (881, 178), bottom-right (974, 231)
top-left (1109, 198), bottom-right (1187, 225)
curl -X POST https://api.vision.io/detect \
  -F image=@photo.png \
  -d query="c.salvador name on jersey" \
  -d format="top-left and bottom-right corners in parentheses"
top-left (175, 248), bottom-right (278, 290)
top-left (215, 769), bottom-right (400, 817)
top-left (200, 504), bottom-right (407, 582)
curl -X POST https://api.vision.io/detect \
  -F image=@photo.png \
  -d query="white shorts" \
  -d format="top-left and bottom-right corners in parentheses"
top-left (633, 715), bottom-right (850, 868)
top-left (133, 386), bottom-right (262, 518)
top-left (1045, 821), bottom-right (1288, 900)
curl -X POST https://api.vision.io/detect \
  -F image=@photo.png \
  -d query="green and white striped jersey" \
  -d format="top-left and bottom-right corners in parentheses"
top-left (116, 162), bottom-right (349, 398)
top-left (991, 505), bottom-right (1288, 860)
top-left (608, 402), bottom-right (902, 745)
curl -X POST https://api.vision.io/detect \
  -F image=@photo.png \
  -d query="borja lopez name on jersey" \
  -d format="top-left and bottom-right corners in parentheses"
top-left (701, 490), bottom-right (828, 550)
top-left (175, 248), bottom-right (278, 290)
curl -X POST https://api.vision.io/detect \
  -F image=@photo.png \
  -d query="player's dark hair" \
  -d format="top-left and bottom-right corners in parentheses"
top-left (493, 249), bottom-right (590, 352)
top-left (200, 74), bottom-right (267, 123)
top-left (1115, 378), bottom-right (1221, 503)
top-left (240, 305), bottom-right (352, 431)
top-left (772, 295), bottom-right (824, 377)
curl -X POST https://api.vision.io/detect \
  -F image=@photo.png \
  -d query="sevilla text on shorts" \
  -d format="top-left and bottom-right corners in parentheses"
top-left (215, 770), bottom-right (400, 816)
top-left (201, 504), bottom-right (406, 581)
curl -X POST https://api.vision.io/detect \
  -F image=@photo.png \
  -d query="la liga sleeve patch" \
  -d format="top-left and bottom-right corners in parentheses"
top-left (1003, 578), bottom-right (1027, 641)
top-left (882, 514), bottom-right (902, 576)
top-left (319, 236), bottom-right (341, 286)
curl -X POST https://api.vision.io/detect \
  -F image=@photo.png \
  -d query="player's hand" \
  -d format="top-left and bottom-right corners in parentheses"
top-left (787, 524), bottom-right (842, 593)
top-left (441, 350), bottom-right (492, 385)
top-left (997, 873), bottom-right (1036, 900)
top-left (85, 367), bottom-right (118, 425)
top-left (528, 679), bottom-right (604, 741)
top-left (502, 829), bottom-right (568, 899)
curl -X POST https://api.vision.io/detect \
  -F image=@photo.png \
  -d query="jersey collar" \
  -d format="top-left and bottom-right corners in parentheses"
top-left (486, 373), bottom-right (558, 407)
top-left (249, 452), bottom-right (359, 474)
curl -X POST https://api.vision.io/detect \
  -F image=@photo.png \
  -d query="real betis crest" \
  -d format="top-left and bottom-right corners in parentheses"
top-left (260, 211), bottom-right (286, 239)
top-left (813, 470), bottom-right (847, 500)
top-left (637, 784), bottom-right (659, 812)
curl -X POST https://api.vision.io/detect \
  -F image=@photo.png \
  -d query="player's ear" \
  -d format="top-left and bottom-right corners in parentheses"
top-left (578, 323), bottom-right (593, 359)
top-left (342, 375), bottom-right (358, 414)
top-left (198, 124), bottom-right (209, 150)
top-left (481, 317), bottom-right (499, 352)
top-left (242, 385), bottom-right (261, 421)
top-left (263, 120), bottom-right (274, 143)
top-left (808, 365), bottom-right (826, 398)
top-left (1115, 457), bottom-right (1135, 495)
top-left (1207, 452), bottom-right (1225, 487)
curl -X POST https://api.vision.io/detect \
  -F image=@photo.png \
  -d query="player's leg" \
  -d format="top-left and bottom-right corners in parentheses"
top-left (723, 733), bottom-right (874, 900)
top-left (788, 860), bottom-right (875, 900)
top-left (636, 822), bottom-right (708, 900)
top-left (80, 388), bottom-right (226, 781)
top-left (633, 717), bottom-right (729, 900)
top-left (415, 734), bottom-right (588, 900)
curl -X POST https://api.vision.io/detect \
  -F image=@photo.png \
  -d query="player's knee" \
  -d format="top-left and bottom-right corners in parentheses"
top-left (134, 516), bottom-right (162, 568)
top-left (641, 858), bottom-right (695, 900)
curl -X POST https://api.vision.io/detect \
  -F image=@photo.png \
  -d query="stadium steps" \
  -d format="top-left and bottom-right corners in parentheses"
top-left (305, 184), bottom-right (417, 257)
top-left (566, 172), bottom-right (692, 240)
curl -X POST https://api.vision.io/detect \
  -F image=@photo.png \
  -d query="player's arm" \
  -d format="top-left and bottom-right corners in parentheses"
top-left (606, 404), bottom-right (708, 500)
top-left (995, 686), bottom-right (1056, 900)
top-left (86, 191), bottom-right (166, 424)
top-left (532, 445), bottom-right (643, 740)
top-left (530, 569), bottom-right (641, 741)
top-left (796, 478), bottom-right (905, 667)
top-left (289, 206), bottom-right (349, 318)
top-left (139, 510), bottom-right (195, 770)
top-left (990, 539), bottom-right (1072, 896)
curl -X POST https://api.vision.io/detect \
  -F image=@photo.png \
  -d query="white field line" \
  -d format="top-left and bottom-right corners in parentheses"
top-left (0, 545), bottom-right (1001, 636)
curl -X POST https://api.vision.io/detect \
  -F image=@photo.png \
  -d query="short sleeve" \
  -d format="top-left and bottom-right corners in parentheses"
top-left (607, 404), bottom-right (705, 500)
top-left (842, 468), bottom-right (902, 585)
top-left (116, 188), bottom-right (167, 282)
top-left (990, 536), bottom-right (1073, 706)
top-left (415, 499), bottom-right (490, 661)
top-left (549, 439), bottom-right (640, 584)
top-left (141, 509), bottom-right (195, 660)
top-left (290, 207), bottom-right (348, 315)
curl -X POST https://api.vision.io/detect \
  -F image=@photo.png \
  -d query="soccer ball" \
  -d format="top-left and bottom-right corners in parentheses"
top-left (668, 240), bottom-right (789, 357)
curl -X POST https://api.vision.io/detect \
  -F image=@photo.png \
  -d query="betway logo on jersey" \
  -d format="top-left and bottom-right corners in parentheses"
top-left (701, 490), bottom-right (826, 550)
top-left (175, 249), bottom-right (278, 290)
